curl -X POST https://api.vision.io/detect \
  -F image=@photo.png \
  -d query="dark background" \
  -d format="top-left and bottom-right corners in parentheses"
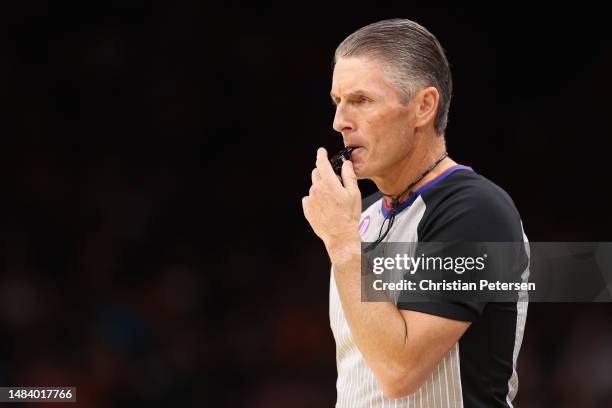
top-left (2, 3), bottom-right (611, 407)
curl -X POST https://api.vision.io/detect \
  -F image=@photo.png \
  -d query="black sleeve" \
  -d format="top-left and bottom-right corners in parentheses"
top-left (397, 178), bottom-right (526, 322)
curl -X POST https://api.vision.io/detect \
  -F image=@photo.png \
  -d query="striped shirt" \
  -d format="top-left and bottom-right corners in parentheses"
top-left (330, 166), bottom-right (529, 407)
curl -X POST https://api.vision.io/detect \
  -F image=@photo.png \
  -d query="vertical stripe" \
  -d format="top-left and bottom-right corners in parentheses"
top-left (437, 363), bottom-right (443, 407)
top-left (419, 385), bottom-right (423, 408)
top-left (353, 355), bottom-right (359, 408)
top-left (347, 351), bottom-right (354, 408)
top-left (506, 233), bottom-right (530, 407)
top-left (436, 362), bottom-right (441, 407)
top-left (432, 371), bottom-right (437, 407)
top-left (432, 368), bottom-right (436, 407)
top-left (426, 378), bottom-right (431, 408)
top-left (370, 367), bottom-right (374, 408)
top-left (451, 346), bottom-right (456, 407)
top-left (443, 355), bottom-right (450, 408)
top-left (455, 344), bottom-right (463, 407)
top-left (368, 364), bottom-right (374, 408)
top-left (433, 373), bottom-right (437, 407)
top-left (360, 356), bottom-right (364, 406)
top-left (419, 386), bottom-right (423, 408)
top-left (451, 347), bottom-right (456, 406)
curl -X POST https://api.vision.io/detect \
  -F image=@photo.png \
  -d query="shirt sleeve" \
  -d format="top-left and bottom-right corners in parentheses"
top-left (396, 180), bottom-right (526, 322)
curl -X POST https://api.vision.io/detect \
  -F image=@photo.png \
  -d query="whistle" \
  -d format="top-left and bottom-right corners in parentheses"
top-left (330, 147), bottom-right (355, 176)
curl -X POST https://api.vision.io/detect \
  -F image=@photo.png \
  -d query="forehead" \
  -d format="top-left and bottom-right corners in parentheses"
top-left (331, 56), bottom-right (395, 97)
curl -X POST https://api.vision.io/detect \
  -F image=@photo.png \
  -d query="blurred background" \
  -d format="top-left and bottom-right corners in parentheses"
top-left (2, 2), bottom-right (611, 407)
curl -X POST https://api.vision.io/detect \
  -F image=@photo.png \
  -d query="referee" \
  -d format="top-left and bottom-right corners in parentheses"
top-left (302, 19), bottom-right (529, 407)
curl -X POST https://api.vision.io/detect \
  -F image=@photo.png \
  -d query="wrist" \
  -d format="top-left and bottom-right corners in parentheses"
top-left (325, 234), bottom-right (361, 267)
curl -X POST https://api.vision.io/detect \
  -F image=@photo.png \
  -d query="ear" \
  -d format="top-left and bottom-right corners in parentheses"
top-left (413, 86), bottom-right (440, 129)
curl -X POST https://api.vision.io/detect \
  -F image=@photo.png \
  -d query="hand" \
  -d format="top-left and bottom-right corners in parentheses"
top-left (302, 147), bottom-right (362, 251)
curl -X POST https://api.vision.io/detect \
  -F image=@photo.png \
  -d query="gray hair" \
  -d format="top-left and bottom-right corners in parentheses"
top-left (334, 19), bottom-right (452, 136)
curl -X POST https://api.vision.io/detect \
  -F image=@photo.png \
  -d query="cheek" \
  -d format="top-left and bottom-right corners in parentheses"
top-left (383, 110), bottom-right (414, 143)
top-left (365, 120), bottom-right (413, 168)
top-left (362, 112), bottom-right (388, 146)
top-left (359, 105), bottom-right (413, 158)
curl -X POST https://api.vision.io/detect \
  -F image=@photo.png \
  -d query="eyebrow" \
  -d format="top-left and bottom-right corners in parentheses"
top-left (330, 90), bottom-right (369, 104)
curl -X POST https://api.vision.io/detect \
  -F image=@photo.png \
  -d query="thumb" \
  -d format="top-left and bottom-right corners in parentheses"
top-left (341, 160), bottom-right (359, 193)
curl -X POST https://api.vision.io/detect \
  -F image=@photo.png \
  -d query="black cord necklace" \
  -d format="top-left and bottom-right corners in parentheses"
top-left (364, 151), bottom-right (448, 253)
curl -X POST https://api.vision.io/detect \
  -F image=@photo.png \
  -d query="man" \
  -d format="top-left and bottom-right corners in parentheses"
top-left (302, 19), bottom-right (529, 407)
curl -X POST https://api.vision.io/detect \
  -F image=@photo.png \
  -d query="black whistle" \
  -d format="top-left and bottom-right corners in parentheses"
top-left (330, 147), bottom-right (355, 176)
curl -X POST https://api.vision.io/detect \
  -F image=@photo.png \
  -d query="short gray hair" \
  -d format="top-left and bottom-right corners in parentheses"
top-left (334, 19), bottom-right (452, 135)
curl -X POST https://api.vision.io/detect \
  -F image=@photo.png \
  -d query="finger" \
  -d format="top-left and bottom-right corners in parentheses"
top-left (341, 160), bottom-right (359, 193)
top-left (311, 168), bottom-right (321, 185)
top-left (315, 147), bottom-right (336, 180)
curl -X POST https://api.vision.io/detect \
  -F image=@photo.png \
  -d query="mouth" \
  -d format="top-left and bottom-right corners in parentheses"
top-left (331, 146), bottom-right (360, 175)
top-left (346, 145), bottom-right (364, 156)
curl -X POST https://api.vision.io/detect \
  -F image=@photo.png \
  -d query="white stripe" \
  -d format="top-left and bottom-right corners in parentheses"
top-left (426, 378), bottom-right (431, 408)
top-left (449, 347), bottom-right (456, 407)
top-left (435, 369), bottom-right (439, 407)
top-left (455, 344), bottom-right (464, 407)
top-left (361, 356), bottom-right (366, 406)
top-left (506, 232), bottom-right (530, 407)
top-left (347, 350), bottom-right (354, 408)
top-left (419, 386), bottom-right (423, 408)
top-left (443, 356), bottom-right (450, 408)
top-left (368, 364), bottom-right (374, 408)
top-left (428, 374), bottom-right (433, 407)
top-left (436, 364), bottom-right (442, 406)
top-left (433, 370), bottom-right (438, 407)
top-left (437, 363), bottom-right (442, 407)
top-left (353, 355), bottom-right (358, 408)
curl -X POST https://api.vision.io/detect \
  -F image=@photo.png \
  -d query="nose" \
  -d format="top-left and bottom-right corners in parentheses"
top-left (332, 103), bottom-right (354, 134)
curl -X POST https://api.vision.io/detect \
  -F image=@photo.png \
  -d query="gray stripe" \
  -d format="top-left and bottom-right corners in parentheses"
top-left (506, 230), bottom-right (530, 407)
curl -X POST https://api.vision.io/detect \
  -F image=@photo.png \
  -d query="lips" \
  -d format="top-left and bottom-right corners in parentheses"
top-left (346, 146), bottom-right (363, 156)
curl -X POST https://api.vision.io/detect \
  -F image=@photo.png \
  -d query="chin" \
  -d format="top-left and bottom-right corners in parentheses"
top-left (352, 163), bottom-right (369, 180)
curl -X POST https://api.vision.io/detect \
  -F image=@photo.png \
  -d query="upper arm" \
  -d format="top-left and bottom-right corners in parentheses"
top-left (387, 309), bottom-right (469, 396)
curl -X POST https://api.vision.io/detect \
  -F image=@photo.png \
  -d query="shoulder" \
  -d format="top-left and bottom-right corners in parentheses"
top-left (418, 169), bottom-right (524, 242)
top-left (362, 191), bottom-right (383, 213)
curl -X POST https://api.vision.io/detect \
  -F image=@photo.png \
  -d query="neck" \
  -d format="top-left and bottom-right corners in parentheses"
top-left (373, 135), bottom-right (457, 205)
